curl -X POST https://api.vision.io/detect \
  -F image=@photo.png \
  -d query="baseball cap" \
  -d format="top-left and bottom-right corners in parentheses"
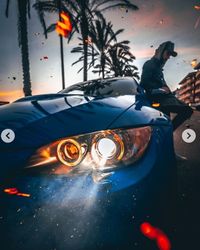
top-left (163, 41), bottom-right (178, 57)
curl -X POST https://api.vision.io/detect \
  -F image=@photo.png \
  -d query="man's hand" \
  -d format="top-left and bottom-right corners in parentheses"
top-left (151, 86), bottom-right (171, 95)
top-left (161, 86), bottom-right (171, 94)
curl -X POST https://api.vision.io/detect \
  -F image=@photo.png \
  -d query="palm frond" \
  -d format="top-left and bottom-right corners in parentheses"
top-left (100, 2), bottom-right (138, 12)
top-left (77, 66), bottom-right (84, 73)
top-left (71, 56), bottom-right (84, 66)
top-left (71, 46), bottom-right (83, 53)
top-left (46, 23), bottom-right (56, 33)
top-left (5, 0), bottom-right (10, 17)
top-left (28, 0), bottom-right (31, 18)
top-left (107, 28), bottom-right (124, 45)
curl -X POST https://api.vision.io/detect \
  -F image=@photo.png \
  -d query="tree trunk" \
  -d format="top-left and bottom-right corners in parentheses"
top-left (18, 0), bottom-right (32, 96)
top-left (80, 5), bottom-right (88, 82)
top-left (101, 55), bottom-right (105, 79)
top-left (83, 33), bottom-right (88, 81)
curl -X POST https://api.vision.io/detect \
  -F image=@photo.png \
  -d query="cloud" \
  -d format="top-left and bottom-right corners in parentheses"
top-left (131, 46), bottom-right (200, 60)
top-left (132, 47), bottom-right (154, 59)
top-left (132, 2), bottom-right (174, 31)
top-left (176, 46), bottom-right (200, 57)
top-left (110, 0), bottom-right (175, 39)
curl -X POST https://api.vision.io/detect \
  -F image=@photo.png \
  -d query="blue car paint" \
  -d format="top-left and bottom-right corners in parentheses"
top-left (0, 78), bottom-right (176, 250)
top-left (0, 93), bottom-right (171, 176)
top-left (1, 125), bottom-right (174, 197)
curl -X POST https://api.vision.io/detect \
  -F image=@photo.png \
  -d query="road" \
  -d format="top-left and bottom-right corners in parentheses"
top-left (174, 110), bottom-right (200, 250)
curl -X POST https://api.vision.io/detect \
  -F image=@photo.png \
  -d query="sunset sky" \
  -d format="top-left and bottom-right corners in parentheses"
top-left (0, 0), bottom-right (200, 102)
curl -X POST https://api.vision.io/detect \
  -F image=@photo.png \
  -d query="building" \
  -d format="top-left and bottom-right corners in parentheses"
top-left (176, 63), bottom-right (200, 105)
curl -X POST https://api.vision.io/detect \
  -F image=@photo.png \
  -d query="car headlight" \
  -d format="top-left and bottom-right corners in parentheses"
top-left (27, 126), bottom-right (151, 174)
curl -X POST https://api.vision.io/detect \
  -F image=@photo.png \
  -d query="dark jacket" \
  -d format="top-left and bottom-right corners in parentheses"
top-left (140, 57), bottom-right (168, 94)
top-left (140, 58), bottom-right (184, 106)
top-left (140, 41), bottom-right (172, 94)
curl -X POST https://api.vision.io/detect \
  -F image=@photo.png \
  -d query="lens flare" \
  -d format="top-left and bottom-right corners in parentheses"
top-left (26, 147), bottom-right (57, 168)
top-left (56, 12), bottom-right (72, 37)
top-left (140, 222), bottom-right (157, 239)
top-left (140, 222), bottom-right (171, 250)
top-left (4, 188), bottom-right (18, 195)
top-left (4, 188), bottom-right (30, 197)
top-left (194, 5), bottom-right (200, 10)
top-left (156, 231), bottom-right (171, 250)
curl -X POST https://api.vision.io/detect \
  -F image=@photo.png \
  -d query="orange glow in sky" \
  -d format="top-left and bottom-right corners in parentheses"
top-left (0, 90), bottom-right (23, 102)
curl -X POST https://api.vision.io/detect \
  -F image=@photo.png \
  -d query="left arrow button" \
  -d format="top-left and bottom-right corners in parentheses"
top-left (1, 129), bottom-right (15, 143)
top-left (6, 133), bottom-right (10, 139)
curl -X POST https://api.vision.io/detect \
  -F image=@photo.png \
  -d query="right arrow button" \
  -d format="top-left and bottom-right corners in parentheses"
top-left (182, 129), bottom-right (196, 143)
top-left (187, 132), bottom-right (191, 139)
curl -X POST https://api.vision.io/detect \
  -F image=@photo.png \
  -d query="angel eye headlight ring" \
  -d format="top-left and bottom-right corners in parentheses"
top-left (57, 138), bottom-right (83, 167)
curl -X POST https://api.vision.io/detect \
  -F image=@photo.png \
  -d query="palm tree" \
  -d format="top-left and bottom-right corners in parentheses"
top-left (33, 0), bottom-right (138, 81)
top-left (106, 42), bottom-right (139, 79)
top-left (72, 17), bottom-right (139, 80)
top-left (5, 0), bottom-right (32, 96)
top-left (71, 17), bottom-right (139, 79)
top-left (71, 15), bottom-right (124, 79)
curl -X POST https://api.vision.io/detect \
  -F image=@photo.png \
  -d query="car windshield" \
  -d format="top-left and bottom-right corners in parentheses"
top-left (59, 78), bottom-right (140, 98)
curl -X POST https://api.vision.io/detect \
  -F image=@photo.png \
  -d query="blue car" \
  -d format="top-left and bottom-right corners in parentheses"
top-left (0, 77), bottom-right (176, 250)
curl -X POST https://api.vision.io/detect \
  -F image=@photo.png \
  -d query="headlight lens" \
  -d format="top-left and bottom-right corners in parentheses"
top-left (27, 126), bottom-right (151, 174)
top-left (91, 131), bottom-right (125, 167)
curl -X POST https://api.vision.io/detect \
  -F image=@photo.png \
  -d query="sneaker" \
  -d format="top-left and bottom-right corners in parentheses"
top-left (175, 153), bottom-right (187, 161)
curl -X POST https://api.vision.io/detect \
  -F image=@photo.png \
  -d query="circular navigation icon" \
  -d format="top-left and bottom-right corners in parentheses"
top-left (1, 129), bottom-right (15, 143)
top-left (182, 129), bottom-right (196, 143)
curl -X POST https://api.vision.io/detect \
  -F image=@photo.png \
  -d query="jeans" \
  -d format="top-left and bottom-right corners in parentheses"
top-left (148, 93), bottom-right (193, 131)
top-left (160, 104), bottom-right (193, 131)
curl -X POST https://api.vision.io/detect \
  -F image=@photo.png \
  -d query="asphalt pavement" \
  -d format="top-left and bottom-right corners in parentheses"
top-left (173, 110), bottom-right (200, 250)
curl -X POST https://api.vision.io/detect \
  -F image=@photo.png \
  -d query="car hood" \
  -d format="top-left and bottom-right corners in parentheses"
top-left (0, 94), bottom-right (138, 149)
